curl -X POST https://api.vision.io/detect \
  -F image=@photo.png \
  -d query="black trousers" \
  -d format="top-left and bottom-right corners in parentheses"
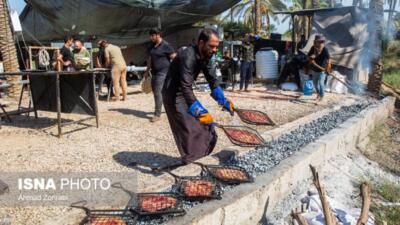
top-left (240, 61), bottom-right (253, 90)
top-left (151, 72), bottom-right (167, 117)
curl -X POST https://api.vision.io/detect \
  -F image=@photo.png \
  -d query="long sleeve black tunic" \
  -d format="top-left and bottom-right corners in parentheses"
top-left (163, 45), bottom-right (219, 106)
top-left (162, 45), bottom-right (220, 163)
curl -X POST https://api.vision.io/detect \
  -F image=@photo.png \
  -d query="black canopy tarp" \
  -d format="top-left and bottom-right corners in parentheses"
top-left (20, 0), bottom-right (240, 46)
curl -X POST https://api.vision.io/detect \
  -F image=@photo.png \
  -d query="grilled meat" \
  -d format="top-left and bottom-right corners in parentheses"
top-left (89, 217), bottom-right (126, 225)
top-left (212, 168), bottom-right (248, 181)
top-left (139, 195), bottom-right (177, 213)
top-left (224, 128), bottom-right (263, 145)
top-left (240, 111), bottom-right (270, 124)
top-left (183, 180), bottom-right (213, 197)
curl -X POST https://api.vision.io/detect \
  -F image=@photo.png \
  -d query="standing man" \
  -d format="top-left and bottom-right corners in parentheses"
top-left (239, 35), bottom-right (254, 92)
top-left (100, 40), bottom-right (128, 101)
top-left (96, 41), bottom-right (110, 95)
top-left (146, 28), bottom-right (176, 122)
top-left (58, 36), bottom-right (74, 71)
top-left (72, 39), bottom-right (91, 70)
top-left (308, 34), bottom-right (331, 102)
top-left (162, 29), bottom-right (235, 163)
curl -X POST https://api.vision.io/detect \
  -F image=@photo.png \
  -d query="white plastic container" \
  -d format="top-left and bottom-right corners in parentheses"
top-left (256, 48), bottom-right (278, 79)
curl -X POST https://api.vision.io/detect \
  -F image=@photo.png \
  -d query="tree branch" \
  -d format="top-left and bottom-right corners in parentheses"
top-left (309, 165), bottom-right (339, 225)
top-left (356, 182), bottom-right (371, 225)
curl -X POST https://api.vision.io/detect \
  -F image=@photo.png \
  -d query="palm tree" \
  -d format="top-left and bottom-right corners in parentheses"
top-left (0, 0), bottom-right (20, 98)
top-left (227, 0), bottom-right (287, 37)
top-left (367, 0), bottom-right (384, 97)
top-left (386, 0), bottom-right (398, 33)
top-left (255, 0), bottom-right (262, 34)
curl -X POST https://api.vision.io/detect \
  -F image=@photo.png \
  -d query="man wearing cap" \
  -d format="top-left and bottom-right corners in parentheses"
top-left (145, 28), bottom-right (176, 122)
top-left (162, 28), bottom-right (235, 163)
top-left (308, 34), bottom-right (331, 101)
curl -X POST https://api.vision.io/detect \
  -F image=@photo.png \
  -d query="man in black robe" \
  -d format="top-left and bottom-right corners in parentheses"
top-left (162, 29), bottom-right (235, 163)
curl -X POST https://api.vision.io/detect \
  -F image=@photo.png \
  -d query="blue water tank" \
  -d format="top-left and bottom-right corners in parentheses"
top-left (303, 80), bottom-right (314, 96)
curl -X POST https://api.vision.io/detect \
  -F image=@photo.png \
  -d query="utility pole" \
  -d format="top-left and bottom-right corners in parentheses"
top-left (0, 0), bottom-right (21, 98)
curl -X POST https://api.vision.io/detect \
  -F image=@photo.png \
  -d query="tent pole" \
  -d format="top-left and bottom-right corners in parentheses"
top-left (291, 15), bottom-right (295, 55)
top-left (308, 15), bottom-right (312, 38)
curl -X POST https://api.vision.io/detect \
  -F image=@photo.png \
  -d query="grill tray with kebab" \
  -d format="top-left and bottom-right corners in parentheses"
top-left (166, 171), bottom-right (223, 200)
top-left (71, 201), bottom-right (137, 225)
top-left (193, 162), bottom-right (253, 185)
top-left (215, 124), bottom-right (272, 147)
top-left (133, 193), bottom-right (185, 216)
top-left (235, 108), bottom-right (275, 126)
top-left (111, 183), bottom-right (186, 217)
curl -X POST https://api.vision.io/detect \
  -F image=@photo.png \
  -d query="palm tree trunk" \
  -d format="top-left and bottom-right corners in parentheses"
top-left (367, 0), bottom-right (384, 97)
top-left (0, 0), bottom-right (20, 98)
top-left (254, 0), bottom-right (262, 35)
top-left (230, 7), bottom-right (234, 23)
top-left (301, 0), bottom-right (308, 44)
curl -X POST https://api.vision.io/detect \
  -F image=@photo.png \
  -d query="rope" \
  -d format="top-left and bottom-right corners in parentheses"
top-left (38, 48), bottom-right (50, 68)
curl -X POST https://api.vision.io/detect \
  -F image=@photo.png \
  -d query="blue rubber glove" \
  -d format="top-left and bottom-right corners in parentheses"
top-left (188, 100), bottom-right (215, 126)
top-left (211, 87), bottom-right (235, 116)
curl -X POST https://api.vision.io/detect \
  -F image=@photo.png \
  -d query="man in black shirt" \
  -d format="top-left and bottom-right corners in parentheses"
top-left (308, 34), bottom-right (330, 101)
top-left (145, 28), bottom-right (176, 122)
top-left (58, 36), bottom-right (74, 71)
top-left (162, 29), bottom-right (235, 163)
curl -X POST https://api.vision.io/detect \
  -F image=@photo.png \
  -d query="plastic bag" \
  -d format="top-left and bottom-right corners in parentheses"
top-left (141, 72), bottom-right (152, 94)
top-left (281, 82), bottom-right (299, 91)
top-left (328, 71), bottom-right (348, 94)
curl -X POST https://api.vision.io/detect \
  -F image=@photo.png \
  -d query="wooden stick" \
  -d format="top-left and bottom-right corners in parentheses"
top-left (291, 210), bottom-right (310, 225)
top-left (382, 82), bottom-right (400, 95)
top-left (310, 165), bottom-right (339, 225)
top-left (309, 61), bottom-right (354, 90)
top-left (356, 182), bottom-right (371, 225)
top-left (382, 84), bottom-right (400, 100)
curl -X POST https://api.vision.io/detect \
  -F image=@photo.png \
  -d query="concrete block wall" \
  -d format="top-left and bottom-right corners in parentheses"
top-left (167, 97), bottom-right (396, 225)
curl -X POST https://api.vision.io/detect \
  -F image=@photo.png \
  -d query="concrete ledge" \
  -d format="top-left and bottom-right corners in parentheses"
top-left (166, 97), bottom-right (395, 225)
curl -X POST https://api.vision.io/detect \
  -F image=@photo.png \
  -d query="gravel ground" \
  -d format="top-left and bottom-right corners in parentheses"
top-left (226, 101), bottom-right (373, 174)
top-left (0, 83), bottom-right (349, 225)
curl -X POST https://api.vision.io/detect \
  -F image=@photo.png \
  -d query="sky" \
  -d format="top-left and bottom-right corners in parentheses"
top-left (8, 0), bottom-right (25, 14)
top-left (7, 0), bottom-right (400, 34)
